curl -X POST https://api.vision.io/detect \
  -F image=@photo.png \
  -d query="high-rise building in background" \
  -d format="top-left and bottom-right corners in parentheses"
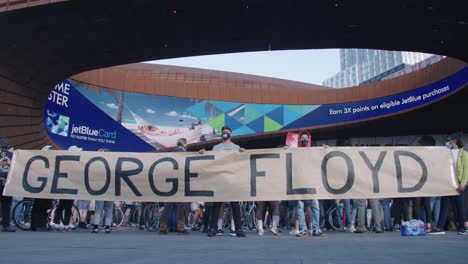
top-left (322, 49), bottom-right (436, 88)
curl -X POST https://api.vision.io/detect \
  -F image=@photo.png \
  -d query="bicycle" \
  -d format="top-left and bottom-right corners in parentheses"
top-left (117, 202), bottom-right (143, 227)
top-left (241, 201), bottom-right (258, 231)
top-left (320, 201), bottom-right (340, 231)
top-left (142, 202), bottom-right (161, 232)
top-left (112, 202), bottom-right (125, 228)
top-left (48, 200), bottom-right (80, 230)
top-left (281, 201), bottom-right (296, 230)
top-left (13, 199), bottom-right (80, 230)
top-left (12, 198), bottom-right (33, 230)
top-left (187, 202), bottom-right (204, 231)
top-left (220, 202), bottom-right (258, 231)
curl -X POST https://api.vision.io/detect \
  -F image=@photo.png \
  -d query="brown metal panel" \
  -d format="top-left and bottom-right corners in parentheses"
top-left (132, 74), bottom-right (144, 94)
top-left (143, 77), bottom-right (153, 95)
top-left (125, 73), bottom-right (135, 96)
top-left (251, 83), bottom-right (261, 103)
top-left (210, 83), bottom-right (221, 101)
top-left (70, 59), bottom-right (466, 106)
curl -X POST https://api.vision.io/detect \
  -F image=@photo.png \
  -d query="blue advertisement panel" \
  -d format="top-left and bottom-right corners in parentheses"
top-left (43, 67), bottom-right (467, 151)
top-left (44, 79), bottom-right (155, 152)
top-left (283, 67), bottom-right (468, 129)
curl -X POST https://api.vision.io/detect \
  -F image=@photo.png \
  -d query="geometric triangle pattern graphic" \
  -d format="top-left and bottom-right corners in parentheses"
top-left (185, 100), bottom-right (206, 121)
top-left (226, 105), bottom-right (246, 124)
top-left (205, 101), bottom-right (224, 119)
top-left (264, 116), bottom-right (283, 132)
top-left (286, 105), bottom-right (303, 115)
top-left (245, 116), bottom-right (265, 133)
top-left (244, 105), bottom-right (264, 124)
top-left (224, 114), bottom-right (244, 131)
top-left (248, 103), bottom-right (281, 115)
top-left (232, 125), bottom-right (256, 136)
top-left (206, 113), bottom-right (225, 132)
top-left (303, 105), bottom-right (321, 115)
top-left (283, 106), bottom-right (304, 126)
top-left (265, 106), bottom-right (284, 126)
top-left (208, 101), bottom-right (242, 114)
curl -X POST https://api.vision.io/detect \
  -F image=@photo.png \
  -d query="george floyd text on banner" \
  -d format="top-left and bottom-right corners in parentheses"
top-left (3, 147), bottom-right (458, 202)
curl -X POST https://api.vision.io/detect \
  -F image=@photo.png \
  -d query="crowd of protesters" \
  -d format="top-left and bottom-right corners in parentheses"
top-left (0, 129), bottom-right (467, 237)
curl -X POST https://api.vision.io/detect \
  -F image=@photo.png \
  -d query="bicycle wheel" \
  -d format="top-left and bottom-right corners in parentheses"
top-left (69, 204), bottom-right (80, 230)
top-left (222, 204), bottom-right (232, 230)
top-left (143, 203), bottom-right (161, 232)
top-left (327, 208), bottom-right (339, 230)
top-left (113, 206), bottom-right (124, 227)
top-left (129, 206), bottom-right (141, 227)
top-left (320, 214), bottom-right (326, 230)
top-left (13, 200), bottom-right (33, 230)
top-left (245, 204), bottom-right (258, 231)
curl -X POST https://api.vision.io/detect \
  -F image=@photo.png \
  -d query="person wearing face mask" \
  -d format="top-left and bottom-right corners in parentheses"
top-left (284, 131), bottom-right (324, 237)
top-left (430, 134), bottom-right (468, 235)
top-left (159, 138), bottom-right (190, 235)
top-left (199, 126), bottom-right (246, 237)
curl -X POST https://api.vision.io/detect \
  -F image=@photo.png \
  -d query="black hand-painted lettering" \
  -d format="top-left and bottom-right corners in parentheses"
top-left (51, 155), bottom-right (79, 195)
top-left (84, 157), bottom-right (111, 196)
top-left (250, 153), bottom-right (280, 196)
top-left (185, 156), bottom-right (214, 197)
top-left (394, 151), bottom-right (428, 193)
top-left (115, 158), bottom-right (143, 196)
top-left (148, 157), bottom-right (179, 197)
top-left (321, 151), bottom-right (355, 195)
top-left (359, 151), bottom-right (387, 193)
top-left (22, 156), bottom-right (49, 193)
top-left (287, 153), bottom-right (316, 195)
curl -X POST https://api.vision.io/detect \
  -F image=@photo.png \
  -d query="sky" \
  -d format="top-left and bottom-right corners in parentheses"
top-left (145, 49), bottom-right (340, 85)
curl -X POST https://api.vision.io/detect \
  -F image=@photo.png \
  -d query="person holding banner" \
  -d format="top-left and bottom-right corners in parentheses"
top-left (200, 126), bottom-right (246, 237)
top-left (0, 137), bottom-right (15, 232)
top-left (284, 131), bottom-right (324, 237)
top-left (91, 148), bottom-right (114, 234)
top-left (410, 136), bottom-right (436, 231)
top-left (257, 201), bottom-right (280, 236)
top-left (159, 138), bottom-right (190, 235)
top-left (50, 145), bottom-right (82, 231)
top-left (30, 145), bottom-right (55, 232)
top-left (354, 199), bottom-right (383, 233)
top-left (431, 134), bottom-right (468, 235)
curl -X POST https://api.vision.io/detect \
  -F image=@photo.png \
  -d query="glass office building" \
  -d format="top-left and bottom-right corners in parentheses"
top-left (323, 49), bottom-right (432, 88)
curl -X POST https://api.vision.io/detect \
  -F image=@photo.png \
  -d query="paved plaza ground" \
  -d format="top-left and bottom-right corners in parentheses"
top-left (1, 228), bottom-right (467, 264)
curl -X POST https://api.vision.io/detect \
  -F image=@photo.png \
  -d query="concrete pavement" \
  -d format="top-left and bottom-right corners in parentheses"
top-left (0, 228), bottom-right (467, 264)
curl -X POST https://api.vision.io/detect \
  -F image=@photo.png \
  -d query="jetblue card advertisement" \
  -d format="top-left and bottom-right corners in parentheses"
top-left (44, 79), bottom-right (155, 152)
top-left (43, 67), bottom-right (467, 151)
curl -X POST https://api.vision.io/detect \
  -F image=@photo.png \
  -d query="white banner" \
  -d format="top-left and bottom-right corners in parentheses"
top-left (3, 147), bottom-right (458, 202)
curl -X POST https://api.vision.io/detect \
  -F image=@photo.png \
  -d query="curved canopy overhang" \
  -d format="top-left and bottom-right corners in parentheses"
top-left (70, 58), bottom-right (468, 151)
